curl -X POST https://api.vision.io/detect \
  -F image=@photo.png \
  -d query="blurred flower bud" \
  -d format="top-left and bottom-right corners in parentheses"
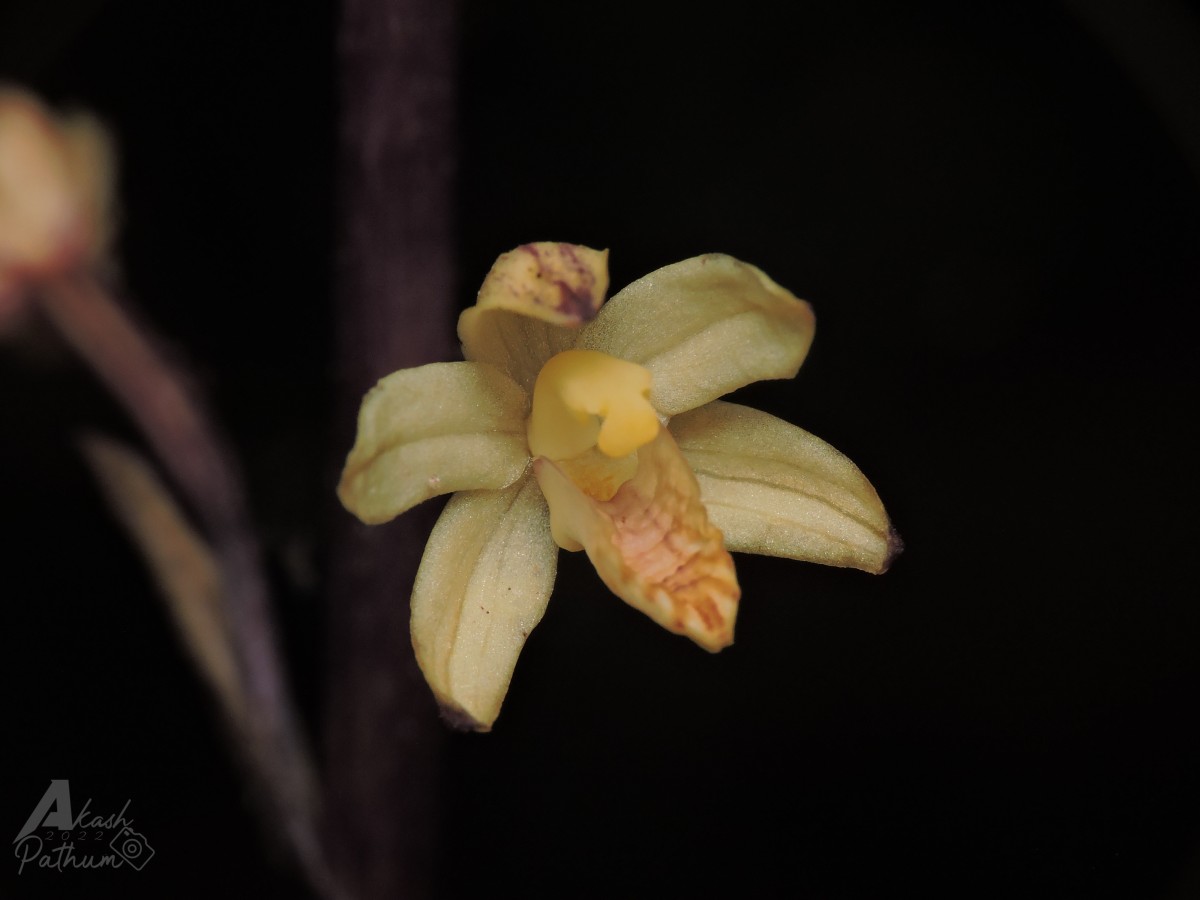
top-left (0, 86), bottom-right (114, 330)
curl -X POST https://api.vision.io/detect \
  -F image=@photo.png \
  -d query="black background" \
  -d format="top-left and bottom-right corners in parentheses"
top-left (2, 1), bottom-right (1198, 897)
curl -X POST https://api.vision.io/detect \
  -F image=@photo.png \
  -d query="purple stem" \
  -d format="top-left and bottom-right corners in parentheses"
top-left (324, 1), bottom-right (458, 897)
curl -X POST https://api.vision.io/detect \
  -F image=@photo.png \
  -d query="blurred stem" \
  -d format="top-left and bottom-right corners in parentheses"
top-left (36, 272), bottom-right (331, 894)
top-left (324, 0), bottom-right (458, 898)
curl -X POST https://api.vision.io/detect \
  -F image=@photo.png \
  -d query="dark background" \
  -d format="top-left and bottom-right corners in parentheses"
top-left (2, 1), bottom-right (1198, 897)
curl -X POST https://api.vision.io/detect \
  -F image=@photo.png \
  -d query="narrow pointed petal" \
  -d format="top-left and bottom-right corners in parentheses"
top-left (534, 428), bottom-right (740, 651)
top-left (338, 361), bottom-right (530, 524)
top-left (671, 401), bottom-right (900, 574)
top-left (459, 242), bottom-right (609, 392)
top-left (576, 254), bottom-right (815, 416)
top-left (410, 474), bottom-right (557, 731)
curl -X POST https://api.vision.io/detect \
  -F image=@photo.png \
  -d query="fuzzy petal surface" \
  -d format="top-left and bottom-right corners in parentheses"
top-left (411, 474), bottom-right (557, 731)
top-left (535, 428), bottom-right (740, 651)
top-left (671, 401), bottom-right (900, 574)
top-left (338, 361), bottom-right (531, 524)
top-left (577, 254), bottom-right (815, 416)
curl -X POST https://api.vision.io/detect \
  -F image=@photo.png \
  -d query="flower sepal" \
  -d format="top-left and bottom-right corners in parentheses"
top-left (673, 401), bottom-right (901, 574)
top-left (410, 475), bottom-right (556, 731)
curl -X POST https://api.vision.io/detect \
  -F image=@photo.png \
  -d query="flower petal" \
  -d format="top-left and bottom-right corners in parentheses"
top-left (459, 242), bottom-right (609, 392)
top-left (671, 401), bottom-right (900, 574)
top-left (577, 254), bottom-right (816, 416)
top-left (534, 428), bottom-right (740, 651)
top-left (338, 361), bottom-right (530, 524)
top-left (410, 474), bottom-right (557, 731)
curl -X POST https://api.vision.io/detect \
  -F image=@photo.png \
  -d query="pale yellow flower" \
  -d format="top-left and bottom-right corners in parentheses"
top-left (0, 87), bottom-right (113, 309)
top-left (339, 243), bottom-right (898, 730)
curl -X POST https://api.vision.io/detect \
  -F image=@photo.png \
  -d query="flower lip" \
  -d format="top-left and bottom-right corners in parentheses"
top-left (533, 426), bottom-right (740, 652)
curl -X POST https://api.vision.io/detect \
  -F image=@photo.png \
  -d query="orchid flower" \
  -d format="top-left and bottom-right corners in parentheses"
top-left (339, 243), bottom-right (899, 730)
top-left (0, 87), bottom-right (113, 316)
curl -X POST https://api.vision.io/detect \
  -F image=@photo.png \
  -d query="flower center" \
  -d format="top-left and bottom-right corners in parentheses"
top-left (528, 349), bottom-right (660, 462)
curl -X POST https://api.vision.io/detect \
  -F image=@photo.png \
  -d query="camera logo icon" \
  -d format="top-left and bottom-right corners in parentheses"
top-left (109, 825), bottom-right (155, 870)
